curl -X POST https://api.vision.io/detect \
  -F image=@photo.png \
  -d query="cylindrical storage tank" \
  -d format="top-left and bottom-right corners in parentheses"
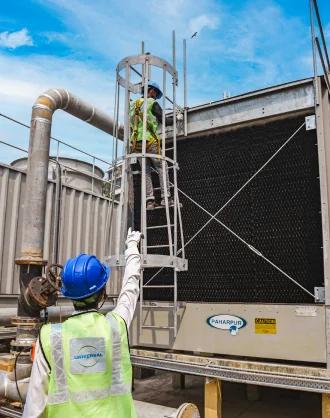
top-left (106, 160), bottom-right (123, 196)
top-left (11, 157), bottom-right (104, 194)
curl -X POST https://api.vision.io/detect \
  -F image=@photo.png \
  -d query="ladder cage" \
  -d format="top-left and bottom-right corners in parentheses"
top-left (107, 45), bottom-right (188, 337)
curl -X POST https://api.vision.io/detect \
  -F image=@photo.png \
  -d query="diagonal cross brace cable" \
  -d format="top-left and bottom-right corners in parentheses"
top-left (178, 187), bottom-right (315, 298)
top-left (144, 121), bottom-right (307, 288)
top-left (146, 184), bottom-right (315, 298)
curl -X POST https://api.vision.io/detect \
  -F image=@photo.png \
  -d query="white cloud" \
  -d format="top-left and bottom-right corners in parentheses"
top-left (183, 1), bottom-right (315, 105)
top-left (0, 53), bottom-right (113, 108)
top-left (0, 28), bottom-right (33, 49)
top-left (0, 52), bottom-right (116, 167)
top-left (43, 31), bottom-right (75, 44)
top-left (37, 0), bottom-right (316, 106)
top-left (149, 0), bottom-right (186, 18)
top-left (39, 0), bottom-right (222, 60)
top-left (0, 0), bottom-right (326, 167)
top-left (188, 14), bottom-right (219, 35)
top-left (0, 0), bottom-right (323, 132)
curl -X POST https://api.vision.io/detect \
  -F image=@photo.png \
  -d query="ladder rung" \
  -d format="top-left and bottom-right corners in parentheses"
top-left (141, 325), bottom-right (175, 329)
top-left (141, 304), bottom-right (175, 308)
top-left (147, 203), bottom-right (181, 210)
top-left (166, 147), bottom-right (174, 151)
top-left (147, 244), bottom-right (174, 249)
top-left (148, 205), bottom-right (173, 210)
top-left (147, 224), bottom-right (174, 230)
top-left (143, 285), bottom-right (175, 288)
top-left (154, 184), bottom-right (174, 191)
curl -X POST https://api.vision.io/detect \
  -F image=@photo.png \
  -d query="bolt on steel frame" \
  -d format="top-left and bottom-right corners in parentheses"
top-left (107, 34), bottom-right (187, 336)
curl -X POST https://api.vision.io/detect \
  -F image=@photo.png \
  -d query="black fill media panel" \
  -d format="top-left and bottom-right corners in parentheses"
top-left (134, 116), bottom-right (324, 303)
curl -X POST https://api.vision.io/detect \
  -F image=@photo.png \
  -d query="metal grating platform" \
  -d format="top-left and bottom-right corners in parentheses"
top-left (135, 116), bottom-right (323, 303)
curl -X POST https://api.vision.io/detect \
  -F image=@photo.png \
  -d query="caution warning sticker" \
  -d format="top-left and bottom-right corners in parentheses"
top-left (255, 318), bottom-right (277, 334)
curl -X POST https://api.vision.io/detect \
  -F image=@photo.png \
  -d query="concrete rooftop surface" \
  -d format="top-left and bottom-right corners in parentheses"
top-left (133, 372), bottom-right (321, 418)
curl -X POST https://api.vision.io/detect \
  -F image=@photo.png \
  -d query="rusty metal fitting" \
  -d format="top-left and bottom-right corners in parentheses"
top-left (11, 317), bottom-right (40, 328)
top-left (25, 275), bottom-right (58, 309)
top-left (15, 257), bottom-right (47, 266)
top-left (10, 340), bottom-right (33, 355)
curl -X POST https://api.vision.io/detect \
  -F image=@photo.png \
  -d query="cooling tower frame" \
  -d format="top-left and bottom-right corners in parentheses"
top-left (128, 76), bottom-right (330, 391)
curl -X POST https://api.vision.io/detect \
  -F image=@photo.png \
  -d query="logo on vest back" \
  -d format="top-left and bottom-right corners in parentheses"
top-left (70, 337), bottom-right (106, 374)
top-left (73, 345), bottom-right (103, 367)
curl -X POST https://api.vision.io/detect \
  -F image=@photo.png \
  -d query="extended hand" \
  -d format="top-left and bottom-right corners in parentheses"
top-left (126, 227), bottom-right (141, 247)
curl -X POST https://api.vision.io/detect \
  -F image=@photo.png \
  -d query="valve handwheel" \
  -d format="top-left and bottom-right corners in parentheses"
top-left (45, 263), bottom-right (63, 292)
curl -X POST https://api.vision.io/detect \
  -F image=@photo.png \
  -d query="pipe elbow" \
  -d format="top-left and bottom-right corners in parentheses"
top-left (0, 371), bottom-right (29, 402)
top-left (32, 88), bottom-right (70, 121)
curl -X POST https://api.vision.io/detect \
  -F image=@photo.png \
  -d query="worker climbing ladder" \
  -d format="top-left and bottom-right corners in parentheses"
top-left (107, 36), bottom-right (187, 337)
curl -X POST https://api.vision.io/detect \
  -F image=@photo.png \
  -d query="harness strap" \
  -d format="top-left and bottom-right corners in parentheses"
top-left (132, 99), bottom-right (143, 152)
top-left (130, 99), bottom-right (161, 155)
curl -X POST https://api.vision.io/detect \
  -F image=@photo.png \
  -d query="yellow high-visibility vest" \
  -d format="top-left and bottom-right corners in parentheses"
top-left (130, 97), bottom-right (159, 144)
top-left (40, 311), bottom-right (136, 418)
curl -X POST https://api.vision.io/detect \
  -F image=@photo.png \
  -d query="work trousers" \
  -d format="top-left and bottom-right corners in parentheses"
top-left (137, 142), bottom-right (170, 201)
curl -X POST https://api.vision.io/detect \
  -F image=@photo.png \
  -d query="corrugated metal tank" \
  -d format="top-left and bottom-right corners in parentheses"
top-left (11, 157), bottom-right (104, 194)
top-left (0, 160), bottom-right (116, 296)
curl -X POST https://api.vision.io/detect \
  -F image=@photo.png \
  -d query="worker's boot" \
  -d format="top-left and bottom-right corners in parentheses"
top-left (160, 197), bottom-right (174, 207)
top-left (147, 200), bottom-right (156, 210)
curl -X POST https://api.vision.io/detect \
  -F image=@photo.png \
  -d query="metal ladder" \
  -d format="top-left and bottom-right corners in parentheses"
top-left (139, 140), bottom-right (185, 336)
top-left (107, 38), bottom-right (187, 337)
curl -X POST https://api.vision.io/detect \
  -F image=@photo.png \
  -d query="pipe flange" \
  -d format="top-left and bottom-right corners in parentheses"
top-left (177, 403), bottom-right (200, 418)
top-left (10, 340), bottom-right (33, 355)
top-left (15, 257), bottom-right (48, 266)
top-left (11, 317), bottom-right (40, 327)
top-left (10, 340), bottom-right (34, 347)
top-left (27, 275), bottom-right (58, 308)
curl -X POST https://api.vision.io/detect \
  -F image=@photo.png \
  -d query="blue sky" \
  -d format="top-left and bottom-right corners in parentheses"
top-left (0, 0), bottom-right (329, 168)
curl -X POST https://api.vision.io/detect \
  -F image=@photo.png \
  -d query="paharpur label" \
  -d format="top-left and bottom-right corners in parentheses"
top-left (207, 314), bottom-right (247, 336)
top-left (255, 318), bottom-right (277, 334)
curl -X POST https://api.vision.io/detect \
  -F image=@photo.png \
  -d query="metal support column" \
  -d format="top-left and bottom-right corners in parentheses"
top-left (205, 378), bottom-right (222, 418)
top-left (323, 393), bottom-right (330, 418)
top-left (183, 38), bottom-right (188, 137)
top-left (315, 77), bottom-right (330, 368)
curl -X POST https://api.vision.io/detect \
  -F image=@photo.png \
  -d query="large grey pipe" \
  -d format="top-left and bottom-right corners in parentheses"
top-left (0, 372), bottom-right (29, 403)
top-left (0, 303), bottom-right (115, 326)
top-left (17, 88), bottom-right (123, 265)
top-left (135, 401), bottom-right (200, 418)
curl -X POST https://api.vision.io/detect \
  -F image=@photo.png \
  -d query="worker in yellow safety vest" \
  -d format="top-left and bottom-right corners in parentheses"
top-left (130, 81), bottom-right (182, 210)
top-left (22, 228), bottom-right (141, 418)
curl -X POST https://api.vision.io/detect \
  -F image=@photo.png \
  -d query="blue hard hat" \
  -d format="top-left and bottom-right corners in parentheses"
top-left (61, 254), bottom-right (110, 300)
top-left (147, 81), bottom-right (163, 99)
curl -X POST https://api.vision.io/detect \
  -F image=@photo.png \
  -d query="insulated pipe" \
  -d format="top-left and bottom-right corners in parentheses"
top-left (17, 88), bottom-right (123, 265)
top-left (0, 384), bottom-right (200, 415)
top-left (0, 303), bottom-right (115, 326)
top-left (0, 372), bottom-right (29, 403)
top-left (134, 401), bottom-right (200, 418)
top-left (51, 161), bottom-right (62, 265)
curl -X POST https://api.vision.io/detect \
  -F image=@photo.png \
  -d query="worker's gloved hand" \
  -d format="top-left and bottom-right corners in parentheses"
top-left (176, 110), bottom-right (184, 121)
top-left (125, 227), bottom-right (141, 248)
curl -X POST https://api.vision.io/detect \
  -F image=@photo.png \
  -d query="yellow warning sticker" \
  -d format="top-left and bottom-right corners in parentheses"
top-left (255, 318), bottom-right (277, 334)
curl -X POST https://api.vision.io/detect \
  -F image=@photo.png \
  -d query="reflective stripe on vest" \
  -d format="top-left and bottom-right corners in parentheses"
top-left (47, 314), bottom-right (130, 405)
top-left (49, 323), bottom-right (68, 404)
